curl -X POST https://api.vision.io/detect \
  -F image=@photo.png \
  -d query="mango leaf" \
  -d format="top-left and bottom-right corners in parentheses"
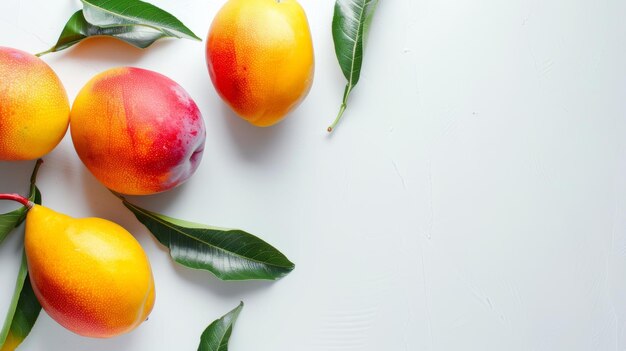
top-left (38, 0), bottom-right (200, 56)
top-left (121, 199), bottom-right (295, 281)
top-left (0, 253), bottom-right (42, 351)
top-left (0, 160), bottom-right (43, 351)
top-left (0, 208), bottom-right (27, 245)
top-left (328, 0), bottom-right (380, 133)
top-left (81, 0), bottom-right (200, 40)
top-left (198, 302), bottom-right (243, 351)
top-left (39, 10), bottom-right (169, 55)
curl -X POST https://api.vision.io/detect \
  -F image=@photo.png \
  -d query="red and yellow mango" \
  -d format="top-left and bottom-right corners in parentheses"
top-left (70, 67), bottom-right (206, 195)
top-left (206, 0), bottom-right (314, 127)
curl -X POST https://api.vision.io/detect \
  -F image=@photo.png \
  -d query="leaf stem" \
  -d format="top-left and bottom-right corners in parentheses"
top-left (328, 103), bottom-right (347, 133)
top-left (328, 84), bottom-right (353, 133)
top-left (0, 194), bottom-right (33, 209)
top-left (34, 48), bottom-right (54, 57)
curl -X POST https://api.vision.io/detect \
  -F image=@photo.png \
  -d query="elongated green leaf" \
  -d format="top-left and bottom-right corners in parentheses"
top-left (0, 253), bottom-right (42, 351)
top-left (39, 0), bottom-right (200, 56)
top-left (122, 199), bottom-right (295, 281)
top-left (40, 10), bottom-right (169, 55)
top-left (328, 0), bottom-right (379, 133)
top-left (0, 163), bottom-right (43, 351)
top-left (198, 302), bottom-right (243, 351)
top-left (81, 0), bottom-right (200, 40)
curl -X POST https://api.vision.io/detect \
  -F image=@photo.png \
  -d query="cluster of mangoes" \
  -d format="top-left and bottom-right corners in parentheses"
top-left (0, 0), bottom-right (313, 340)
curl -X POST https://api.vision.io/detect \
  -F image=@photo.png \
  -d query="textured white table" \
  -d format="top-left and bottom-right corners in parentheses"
top-left (1, 0), bottom-right (626, 350)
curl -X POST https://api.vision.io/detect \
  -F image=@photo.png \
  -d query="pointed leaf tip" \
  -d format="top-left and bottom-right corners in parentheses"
top-left (198, 302), bottom-right (244, 351)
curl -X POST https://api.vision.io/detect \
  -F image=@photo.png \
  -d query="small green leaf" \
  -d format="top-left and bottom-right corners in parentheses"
top-left (81, 0), bottom-right (200, 40)
top-left (121, 199), bottom-right (295, 281)
top-left (0, 253), bottom-right (42, 351)
top-left (328, 0), bottom-right (380, 133)
top-left (198, 302), bottom-right (244, 351)
top-left (28, 188), bottom-right (41, 212)
top-left (39, 10), bottom-right (171, 55)
top-left (0, 208), bottom-right (27, 245)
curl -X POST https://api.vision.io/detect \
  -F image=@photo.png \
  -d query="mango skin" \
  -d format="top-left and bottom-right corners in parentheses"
top-left (0, 47), bottom-right (70, 160)
top-left (70, 67), bottom-right (206, 195)
top-left (24, 205), bottom-right (155, 338)
top-left (206, 0), bottom-right (314, 127)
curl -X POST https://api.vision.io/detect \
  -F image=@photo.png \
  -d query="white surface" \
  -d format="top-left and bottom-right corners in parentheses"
top-left (1, 0), bottom-right (626, 350)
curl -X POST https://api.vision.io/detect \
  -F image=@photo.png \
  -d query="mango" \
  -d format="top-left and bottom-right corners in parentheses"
top-left (206, 0), bottom-right (315, 127)
top-left (70, 67), bottom-right (206, 195)
top-left (0, 47), bottom-right (69, 160)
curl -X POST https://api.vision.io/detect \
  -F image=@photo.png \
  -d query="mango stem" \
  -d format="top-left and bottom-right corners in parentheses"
top-left (0, 194), bottom-right (33, 209)
top-left (31, 159), bottom-right (43, 185)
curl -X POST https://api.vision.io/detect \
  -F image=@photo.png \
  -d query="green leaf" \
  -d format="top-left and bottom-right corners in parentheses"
top-left (39, 10), bottom-right (171, 55)
top-left (328, 0), bottom-right (380, 133)
top-left (81, 0), bottom-right (200, 40)
top-left (198, 302), bottom-right (244, 351)
top-left (0, 253), bottom-right (42, 351)
top-left (0, 161), bottom-right (43, 351)
top-left (121, 199), bottom-right (295, 281)
top-left (27, 189), bottom-right (41, 212)
top-left (0, 208), bottom-right (27, 245)
top-left (38, 0), bottom-right (200, 56)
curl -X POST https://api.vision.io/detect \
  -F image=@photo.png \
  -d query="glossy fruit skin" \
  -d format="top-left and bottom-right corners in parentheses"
top-left (206, 0), bottom-right (314, 127)
top-left (0, 47), bottom-right (70, 160)
top-left (24, 205), bottom-right (155, 338)
top-left (70, 67), bottom-right (206, 195)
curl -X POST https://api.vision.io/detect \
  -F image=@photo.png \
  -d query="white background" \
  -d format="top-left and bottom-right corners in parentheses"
top-left (1, 0), bottom-right (626, 350)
